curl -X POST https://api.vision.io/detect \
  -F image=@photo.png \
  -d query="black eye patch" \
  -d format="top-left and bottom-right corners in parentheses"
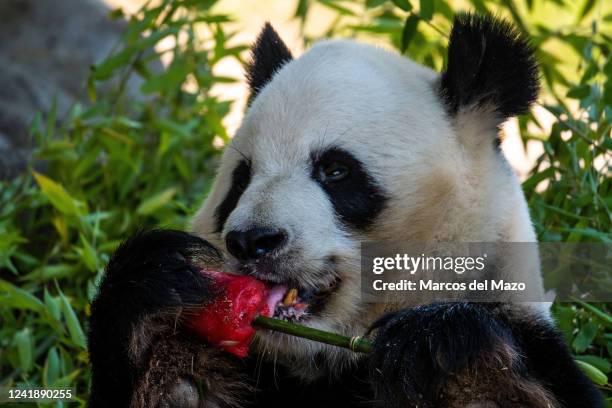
top-left (214, 159), bottom-right (251, 233)
top-left (311, 147), bottom-right (388, 230)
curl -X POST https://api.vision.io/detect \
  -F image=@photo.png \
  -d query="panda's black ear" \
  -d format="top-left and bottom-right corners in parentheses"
top-left (246, 23), bottom-right (293, 102)
top-left (440, 13), bottom-right (539, 121)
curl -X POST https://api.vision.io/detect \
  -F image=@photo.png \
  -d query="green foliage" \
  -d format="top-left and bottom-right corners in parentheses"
top-left (0, 0), bottom-right (240, 403)
top-left (0, 0), bottom-right (610, 405)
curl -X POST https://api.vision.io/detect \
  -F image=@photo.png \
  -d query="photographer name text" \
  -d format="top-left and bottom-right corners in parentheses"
top-left (372, 279), bottom-right (526, 292)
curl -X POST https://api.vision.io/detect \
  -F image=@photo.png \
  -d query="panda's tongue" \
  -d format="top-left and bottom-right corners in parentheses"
top-left (265, 284), bottom-right (287, 316)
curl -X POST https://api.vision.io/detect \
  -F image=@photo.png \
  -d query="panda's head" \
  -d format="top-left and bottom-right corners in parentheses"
top-left (192, 14), bottom-right (539, 365)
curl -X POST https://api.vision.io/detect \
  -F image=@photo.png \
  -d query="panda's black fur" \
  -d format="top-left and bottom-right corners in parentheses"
top-left (88, 14), bottom-right (604, 408)
top-left (245, 22), bottom-right (293, 105)
top-left (440, 13), bottom-right (540, 119)
top-left (310, 146), bottom-right (389, 230)
top-left (214, 159), bottom-right (252, 233)
top-left (87, 230), bottom-right (219, 407)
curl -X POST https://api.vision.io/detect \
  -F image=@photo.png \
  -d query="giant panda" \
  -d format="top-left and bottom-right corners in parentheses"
top-left (87, 13), bottom-right (604, 408)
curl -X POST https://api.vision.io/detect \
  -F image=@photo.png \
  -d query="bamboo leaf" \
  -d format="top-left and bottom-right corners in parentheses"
top-left (576, 360), bottom-right (608, 385)
top-left (575, 300), bottom-right (612, 327)
top-left (43, 347), bottom-right (61, 387)
top-left (79, 234), bottom-right (100, 272)
top-left (577, 0), bottom-right (596, 22)
top-left (392, 0), bottom-right (412, 11)
top-left (401, 15), bottom-right (420, 53)
top-left (92, 28), bottom-right (179, 81)
top-left (44, 288), bottom-right (62, 322)
top-left (50, 369), bottom-right (82, 389)
top-left (59, 291), bottom-right (86, 349)
top-left (575, 355), bottom-right (611, 373)
top-left (0, 279), bottom-right (44, 312)
top-left (33, 172), bottom-right (85, 216)
top-left (419, 0), bottom-right (434, 20)
top-left (137, 188), bottom-right (177, 215)
top-left (573, 322), bottom-right (599, 353)
top-left (366, 0), bottom-right (387, 7)
top-left (14, 329), bottom-right (33, 373)
top-left (567, 84), bottom-right (591, 99)
top-left (294, 0), bottom-right (309, 19)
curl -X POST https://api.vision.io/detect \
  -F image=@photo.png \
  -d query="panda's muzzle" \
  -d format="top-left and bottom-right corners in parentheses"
top-left (224, 227), bottom-right (341, 322)
top-left (232, 257), bottom-right (341, 322)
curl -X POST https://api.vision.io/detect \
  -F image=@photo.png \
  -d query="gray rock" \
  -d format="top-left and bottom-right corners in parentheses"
top-left (0, 0), bottom-right (148, 178)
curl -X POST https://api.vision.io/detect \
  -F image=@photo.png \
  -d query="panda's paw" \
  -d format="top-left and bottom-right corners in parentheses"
top-left (368, 303), bottom-right (520, 408)
top-left (88, 229), bottom-right (225, 407)
top-left (89, 228), bottom-right (224, 366)
top-left (92, 229), bottom-right (223, 316)
top-left (131, 334), bottom-right (248, 408)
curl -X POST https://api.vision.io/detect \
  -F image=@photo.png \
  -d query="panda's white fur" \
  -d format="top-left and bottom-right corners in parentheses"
top-left (191, 36), bottom-right (547, 377)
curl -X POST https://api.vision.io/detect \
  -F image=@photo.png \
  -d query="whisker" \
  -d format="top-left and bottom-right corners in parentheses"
top-left (228, 142), bottom-right (252, 166)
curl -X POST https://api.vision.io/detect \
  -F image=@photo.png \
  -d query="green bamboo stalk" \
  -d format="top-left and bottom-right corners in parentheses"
top-left (253, 316), bottom-right (372, 354)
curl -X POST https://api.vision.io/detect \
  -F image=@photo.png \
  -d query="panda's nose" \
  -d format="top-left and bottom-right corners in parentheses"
top-left (225, 227), bottom-right (288, 261)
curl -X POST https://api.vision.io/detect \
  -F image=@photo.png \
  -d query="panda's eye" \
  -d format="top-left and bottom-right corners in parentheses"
top-left (319, 162), bottom-right (349, 182)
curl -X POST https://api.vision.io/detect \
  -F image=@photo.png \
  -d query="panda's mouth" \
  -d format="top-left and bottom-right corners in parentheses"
top-left (263, 279), bottom-right (341, 322)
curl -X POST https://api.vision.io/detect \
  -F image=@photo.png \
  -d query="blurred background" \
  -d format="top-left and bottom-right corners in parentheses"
top-left (0, 0), bottom-right (610, 406)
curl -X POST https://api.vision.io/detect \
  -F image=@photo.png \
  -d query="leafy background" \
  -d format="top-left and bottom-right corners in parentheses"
top-left (0, 0), bottom-right (610, 406)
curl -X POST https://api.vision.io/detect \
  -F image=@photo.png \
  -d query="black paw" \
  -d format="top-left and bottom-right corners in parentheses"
top-left (88, 229), bottom-right (223, 407)
top-left (93, 229), bottom-right (222, 314)
top-left (368, 303), bottom-right (517, 408)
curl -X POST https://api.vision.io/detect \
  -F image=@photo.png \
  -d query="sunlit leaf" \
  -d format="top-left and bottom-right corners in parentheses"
top-left (576, 0), bottom-right (596, 22)
top-left (33, 172), bottom-right (85, 216)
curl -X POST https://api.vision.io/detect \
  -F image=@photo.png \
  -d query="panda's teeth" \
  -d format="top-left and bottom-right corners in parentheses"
top-left (282, 288), bottom-right (298, 306)
top-left (274, 302), bottom-right (309, 322)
